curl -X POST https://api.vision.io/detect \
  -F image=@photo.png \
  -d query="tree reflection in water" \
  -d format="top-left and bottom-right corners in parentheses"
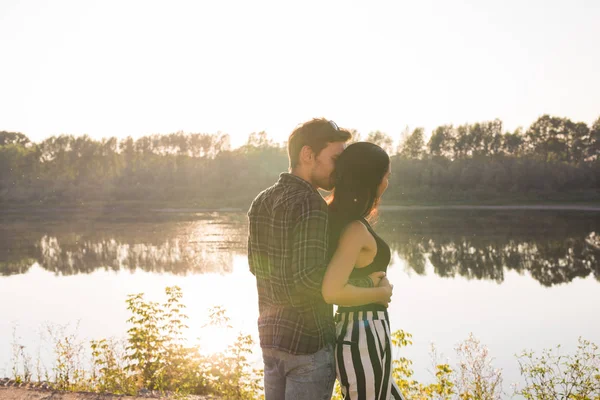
top-left (379, 210), bottom-right (600, 286)
top-left (1, 210), bottom-right (599, 287)
top-left (0, 213), bottom-right (247, 276)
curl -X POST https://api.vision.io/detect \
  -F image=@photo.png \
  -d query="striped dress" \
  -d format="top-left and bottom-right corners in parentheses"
top-left (334, 219), bottom-right (406, 400)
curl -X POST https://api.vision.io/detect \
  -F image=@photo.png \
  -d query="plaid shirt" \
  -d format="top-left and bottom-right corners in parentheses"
top-left (248, 173), bottom-right (373, 355)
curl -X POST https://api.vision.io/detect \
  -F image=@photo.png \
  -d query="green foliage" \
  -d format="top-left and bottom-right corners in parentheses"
top-left (1, 115), bottom-right (599, 208)
top-left (6, 286), bottom-right (600, 400)
top-left (391, 330), bottom-right (456, 400)
top-left (516, 337), bottom-right (600, 399)
top-left (124, 291), bottom-right (169, 391)
top-left (7, 287), bottom-right (263, 398)
top-left (454, 333), bottom-right (503, 400)
top-left (589, 117), bottom-right (600, 162)
top-left (525, 115), bottom-right (591, 163)
top-left (428, 125), bottom-right (456, 158)
top-left (203, 332), bottom-right (264, 399)
top-left (336, 329), bottom-right (504, 400)
top-left (107, 287), bottom-right (262, 398)
top-left (197, 305), bottom-right (263, 398)
top-left (399, 127), bottom-right (426, 160)
top-left (0, 131), bottom-right (31, 146)
top-left (90, 338), bottom-right (136, 394)
top-left (10, 325), bottom-right (32, 384)
top-left (366, 130), bottom-right (395, 154)
top-left (45, 322), bottom-right (91, 392)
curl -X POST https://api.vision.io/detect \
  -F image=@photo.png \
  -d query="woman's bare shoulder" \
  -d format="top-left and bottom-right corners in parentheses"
top-left (339, 219), bottom-right (370, 243)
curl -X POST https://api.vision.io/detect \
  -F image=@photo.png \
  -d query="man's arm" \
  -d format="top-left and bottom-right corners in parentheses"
top-left (283, 193), bottom-right (331, 307)
top-left (247, 202), bottom-right (258, 277)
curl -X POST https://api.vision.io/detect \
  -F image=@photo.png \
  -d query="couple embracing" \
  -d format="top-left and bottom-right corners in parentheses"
top-left (248, 118), bottom-right (406, 400)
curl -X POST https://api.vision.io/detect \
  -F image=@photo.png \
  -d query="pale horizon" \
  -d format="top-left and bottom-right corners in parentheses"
top-left (1, 0), bottom-right (599, 149)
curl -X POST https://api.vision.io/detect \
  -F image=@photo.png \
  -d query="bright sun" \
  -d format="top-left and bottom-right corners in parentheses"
top-left (195, 325), bottom-right (239, 355)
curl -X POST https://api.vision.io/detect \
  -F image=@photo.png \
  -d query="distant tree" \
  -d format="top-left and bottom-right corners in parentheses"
top-left (0, 134), bottom-right (37, 195)
top-left (0, 131), bottom-right (30, 146)
top-left (525, 115), bottom-right (589, 163)
top-left (489, 131), bottom-right (504, 156)
top-left (474, 119), bottom-right (503, 156)
top-left (244, 131), bottom-right (275, 149)
top-left (453, 124), bottom-right (470, 159)
top-left (135, 136), bottom-right (154, 155)
top-left (445, 119), bottom-right (503, 158)
top-left (468, 123), bottom-right (486, 156)
top-left (1, 115), bottom-right (598, 208)
top-left (120, 137), bottom-right (135, 167)
top-left (502, 128), bottom-right (524, 156)
top-left (187, 133), bottom-right (230, 158)
top-left (428, 125), bottom-right (455, 158)
top-left (587, 116), bottom-right (599, 162)
top-left (399, 128), bottom-right (425, 159)
top-left (366, 130), bottom-right (394, 154)
top-left (395, 126), bottom-right (411, 155)
top-left (571, 122), bottom-right (590, 163)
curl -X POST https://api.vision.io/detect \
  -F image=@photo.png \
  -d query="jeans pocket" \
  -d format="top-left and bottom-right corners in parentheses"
top-left (286, 352), bottom-right (315, 376)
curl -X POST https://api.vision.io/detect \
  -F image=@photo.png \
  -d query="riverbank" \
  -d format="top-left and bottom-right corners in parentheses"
top-left (2, 202), bottom-right (600, 215)
top-left (380, 204), bottom-right (600, 211)
top-left (0, 383), bottom-right (219, 400)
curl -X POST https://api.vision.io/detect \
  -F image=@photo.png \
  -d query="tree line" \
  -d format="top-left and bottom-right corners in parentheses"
top-left (1, 114), bottom-right (599, 207)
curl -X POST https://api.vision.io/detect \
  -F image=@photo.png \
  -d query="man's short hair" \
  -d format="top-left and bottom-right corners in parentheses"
top-left (287, 118), bottom-right (352, 169)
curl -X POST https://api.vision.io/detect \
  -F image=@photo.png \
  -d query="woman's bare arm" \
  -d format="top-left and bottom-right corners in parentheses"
top-left (321, 221), bottom-right (392, 306)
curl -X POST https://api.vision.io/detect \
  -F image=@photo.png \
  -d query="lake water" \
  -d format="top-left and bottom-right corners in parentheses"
top-left (1, 208), bottom-right (599, 396)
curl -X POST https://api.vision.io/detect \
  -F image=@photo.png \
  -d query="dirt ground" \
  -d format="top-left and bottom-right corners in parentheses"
top-left (0, 386), bottom-right (219, 400)
top-left (0, 386), bottom-right (155, 400)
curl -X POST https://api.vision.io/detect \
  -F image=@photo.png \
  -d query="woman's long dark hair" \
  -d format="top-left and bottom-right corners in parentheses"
top-left (327, 142), bottom-right (390, 252)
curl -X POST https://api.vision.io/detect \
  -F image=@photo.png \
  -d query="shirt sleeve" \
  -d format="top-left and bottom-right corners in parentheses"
top-left (285, 193), bottom-right (330, 307)
top-left (247, 203), bottom-right (256, 276)
top-left (248, 233), bottom-right (255, 276)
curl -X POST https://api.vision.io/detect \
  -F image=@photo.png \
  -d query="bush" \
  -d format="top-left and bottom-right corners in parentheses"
top-left (7, 287), bottom-right (599, 400)
top-left (516, 337), bottom-right (600, 399)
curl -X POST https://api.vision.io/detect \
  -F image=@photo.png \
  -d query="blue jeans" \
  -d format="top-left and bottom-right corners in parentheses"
top-left (262, 343), bottom-right (336, 400)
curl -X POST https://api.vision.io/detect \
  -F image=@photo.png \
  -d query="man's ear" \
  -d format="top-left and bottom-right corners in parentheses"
top-left (299, 145), bottom-right (314, 165)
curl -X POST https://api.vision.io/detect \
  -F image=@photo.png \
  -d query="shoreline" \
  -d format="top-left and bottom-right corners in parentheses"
top-left (380, 204), bottom-right (600, 211)
top-left (2, 203), bottom-right (600, 214)
top-left (0, 383), bottom-right (215, 400)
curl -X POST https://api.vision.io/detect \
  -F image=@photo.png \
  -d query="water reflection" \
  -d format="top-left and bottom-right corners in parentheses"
top-left (379, 210), bottom-right (600, 287)
top-left (0, 214), bottom-right (247, 276)
top-left (35, 235), bottom-right (238, 275)
top-left (388, 234), bottom-right (599, 286)
top-left (1, 210), bottom-right (599, 287)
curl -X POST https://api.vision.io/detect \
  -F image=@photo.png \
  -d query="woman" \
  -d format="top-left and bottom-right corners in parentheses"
top-left (322, 142), bottom-right (405, 400)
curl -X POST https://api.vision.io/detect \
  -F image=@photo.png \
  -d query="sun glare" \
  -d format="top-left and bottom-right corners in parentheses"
top-left (177, 255), bottom-right (259, 355)
top-left (196, 325), bottom-right (238, 356)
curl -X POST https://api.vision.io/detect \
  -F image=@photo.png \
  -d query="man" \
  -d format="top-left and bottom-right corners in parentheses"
top-left (248, 118), bottom-right (394, 399)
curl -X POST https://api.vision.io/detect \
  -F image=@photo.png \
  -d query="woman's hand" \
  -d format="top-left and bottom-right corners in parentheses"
top-left (367, 272), bottom-right (394, 307)
top-left (368, 271), bottom-right (386, 287)
top-left (379, 276), bottom-right (392, 290)
top-left (375, 275), bottom-right (393, 307)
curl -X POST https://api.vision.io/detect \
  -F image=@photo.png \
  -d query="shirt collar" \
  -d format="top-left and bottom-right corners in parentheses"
top-left (278, 172), bottom-right (319, 194)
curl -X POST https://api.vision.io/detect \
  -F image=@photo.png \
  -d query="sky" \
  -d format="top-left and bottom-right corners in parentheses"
top-left (1, 0), bottom-right (599, 148)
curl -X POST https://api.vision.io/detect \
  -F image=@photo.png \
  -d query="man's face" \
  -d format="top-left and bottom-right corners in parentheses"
top-left (311, 141), bottom-right (346, 191)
